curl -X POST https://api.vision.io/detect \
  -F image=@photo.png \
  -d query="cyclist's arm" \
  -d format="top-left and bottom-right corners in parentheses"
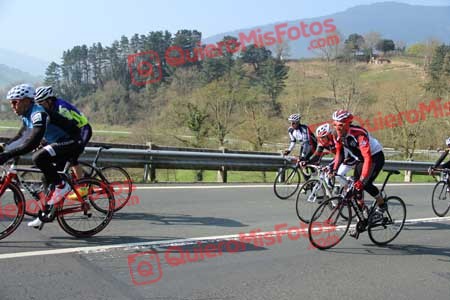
top-left (6, 124), bottom-right (26, 146)
top-left (434, 149), bottom-right (449, 168)
top-left (308, 145), bottom-right (324, 164)
top-left (5, 113), bottom-right (47, 157)
top-left (333, 140), bottom-right (344, 172)
top-left (287, 128), bottom-right (296, 153)
top-left (358, 134), bottom-right (372, 183)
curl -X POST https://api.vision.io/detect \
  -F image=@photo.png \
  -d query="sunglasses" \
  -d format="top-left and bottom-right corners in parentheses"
top-left (10, 100), bottom-right (20, 105)
top-left (333, 122), bottom-right (345, 128)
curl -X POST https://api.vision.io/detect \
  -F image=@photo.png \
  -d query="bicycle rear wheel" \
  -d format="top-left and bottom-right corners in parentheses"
top-left (0, 183), bottom-right (25, 240)
top-left (273, 166), bottom-right (301, 199)
top-left (296, 179), bottom-right (326, 223)
top-left (431, 181), bottom-right (450, 217)
top-left (308, 196), bottom-right (351, 250)
top-left (57, 178), bottom-right (114, 238)
top-left (368, 196), bottom-right (406, 246)
top-left (100, 166), bottom-right (133, 212)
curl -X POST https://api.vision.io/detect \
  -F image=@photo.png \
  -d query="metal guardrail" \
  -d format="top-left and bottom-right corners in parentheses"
top-left (7, 143), bottom-right (436, 183)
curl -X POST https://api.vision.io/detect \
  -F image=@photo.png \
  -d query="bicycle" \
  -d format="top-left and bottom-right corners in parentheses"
top-left (0, 157), bottom-right (115, 240)
top-left (430, 168), bottom-right (450, 217)
top-left (308, 170), bottom-right (406, 250)
top-left (273, 156), bottom-right (316, 199)
top-left (79, 146), bottom-right (133, 212)
top-left (20, 146), bottom-right (133, 215)
top-left (295, 165), bottom-right (353, 223)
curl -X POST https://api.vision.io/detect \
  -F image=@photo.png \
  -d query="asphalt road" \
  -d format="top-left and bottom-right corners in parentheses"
top-left (0, 183), bottom-right (449, 300)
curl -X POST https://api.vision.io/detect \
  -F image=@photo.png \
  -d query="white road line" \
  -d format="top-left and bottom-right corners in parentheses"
top-left (133, 183), bottom-right (435, 190)
top-left (0, 216), bottom-right (449, 260)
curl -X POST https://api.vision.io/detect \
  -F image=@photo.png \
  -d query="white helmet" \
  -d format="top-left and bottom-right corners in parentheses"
top-left (35, 86), bottom-right (55, 103)
top-left (6, 84), bottom-right (35, 100)
top-left (316, 123), bottom-right (331, 138)
top-left (332, 109), bottom-right (353, 123)
top-left (446, 137), bottom-right (450, 147)
top-left (288, 113), bottom-right (301, 123)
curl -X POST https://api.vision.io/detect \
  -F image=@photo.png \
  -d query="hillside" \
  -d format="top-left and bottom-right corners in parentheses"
top-left (204, 2), bottom-right (450, 59)
top-left (0, 64), bottom-right (42, 88)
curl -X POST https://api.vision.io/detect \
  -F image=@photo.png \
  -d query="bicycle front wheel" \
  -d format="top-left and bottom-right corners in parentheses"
top-left (431, 181), bottom-right (450, 217)
top-left (368, 196), bottom-right (406, 246)
top-left (57, 178), bottom-right (114, 238)
top-left (0, 183), bottom-right (25, 240)
top-left (100, 166), bottom-right (133, 212)
top-left (273, 166), bottom-right (301, 199)
top-left (308, 196), bottom-right (351, 250)
top-left (296, 179), bottom-right (327, 223)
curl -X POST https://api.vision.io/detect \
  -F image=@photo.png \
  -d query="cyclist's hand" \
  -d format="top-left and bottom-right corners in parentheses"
top-left (0, 152), bottom-right (11, 165)
top-left (354, 180), bottom-right (364, 191)
top-left (428, 166), bottom-right (435, 175)
top-left (299, 161), bottom-right (307, 167)
top-left (283, 150), bottom-right (291, 156)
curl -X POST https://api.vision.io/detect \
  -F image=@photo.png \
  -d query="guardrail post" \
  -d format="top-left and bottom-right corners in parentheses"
top-left (404, 170), bottom-right (412, 182)
top-left (218, 147), bottom-right (228, 183)
top-left (146, 142), bottom-right (157, 183)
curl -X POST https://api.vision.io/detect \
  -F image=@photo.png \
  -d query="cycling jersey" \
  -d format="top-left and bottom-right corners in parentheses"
top-left (310, 134), bottom-right (358, 167)
top-left (334, 125), bottom-right (383, 180)
top-left (50, 98), bottom-right (92, 145)
top-left (287, 125), bottom-right (317, 160)
top-left (434, 149), bottom-right (450, 168)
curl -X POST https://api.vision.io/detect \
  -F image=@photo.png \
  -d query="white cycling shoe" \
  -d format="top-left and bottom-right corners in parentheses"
top-left (27, 217), bottom-right (43, 227)
top-left (47, 181), bottom-right (71, 205)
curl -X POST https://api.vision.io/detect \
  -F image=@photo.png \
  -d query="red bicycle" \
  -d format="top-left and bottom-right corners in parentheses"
top-left (0, 158), bottom-right (115, 240)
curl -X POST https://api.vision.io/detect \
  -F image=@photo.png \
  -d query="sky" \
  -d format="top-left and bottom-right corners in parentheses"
top-left (0, 0), bottom-right (449, 63)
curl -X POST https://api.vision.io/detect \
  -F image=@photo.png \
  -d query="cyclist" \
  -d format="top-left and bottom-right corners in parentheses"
top-left (35, 86), bottom-right (92, 182)
top-left (0, 84), bottom-right (83, 228)
top-left (428, 137), bottom-right (450, 180)
top-left (331, 109), bottom-right (386, 228)
top-left (305, 123), bottom-right (358, 189)
top-left (283, 113), bottom-right (317, 178)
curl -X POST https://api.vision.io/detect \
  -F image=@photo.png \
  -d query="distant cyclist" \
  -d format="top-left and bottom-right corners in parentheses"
top-left (34, 86), bottom-right (92, 183)
top-left (283, 113), bottom-right (317, 162)
top-left (428, 137), bottom-right (450, 180)
top-left (331, 109), bottom-right (386, 227)
top-left (0, 84), bottom-right (82, 228)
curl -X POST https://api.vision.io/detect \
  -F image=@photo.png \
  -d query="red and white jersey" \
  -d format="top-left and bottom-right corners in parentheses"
top-left (334, 125), bottom-right (383, 179)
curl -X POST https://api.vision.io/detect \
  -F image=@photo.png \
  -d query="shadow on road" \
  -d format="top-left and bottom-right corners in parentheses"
top-left (114, 212), bottom-right (247, 228)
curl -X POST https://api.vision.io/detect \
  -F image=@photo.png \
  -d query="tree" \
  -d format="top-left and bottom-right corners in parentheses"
top-left (375, 39), bottom-right (395, 54)
top-left (44, 62), bottom-right (62, 93)
top-left (363, 32), bottom-right (381, 53)
top-left (240, 44), bottom-right (272, 73)
top-left (425, 44), bottom-right (450, 97)
top-left (345, 33), bottom-right (365, 51)
top-left (256, 58), bottom-right (289, 115)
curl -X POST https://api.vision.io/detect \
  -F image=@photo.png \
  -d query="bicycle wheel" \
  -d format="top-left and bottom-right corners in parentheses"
top-left (431, 181), bottom-right (450, 217)
top-left (0, 183), bottom-right (25, 240)
top-left (57, 178), bottom-right (114, 238)
top-left (296, 179), bottom-right (327, 223)
top-left (100, 166), bottom-right (133, 212)
top-left (273, 166), bottom-right (301, 199)
top-left (368, 196), bottom-right (406, 246)
top-left (308, 196), bottom-right (351, 250)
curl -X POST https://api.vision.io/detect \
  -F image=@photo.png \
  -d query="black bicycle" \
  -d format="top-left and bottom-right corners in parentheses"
top-left (430, 168), bottom-right (450, 217)
top-left (273, 156), bottom-right (316, 199)
top-left (79, 146), bottom-right (133, 212)
top-left (308, 170), bottom-right (406, 250)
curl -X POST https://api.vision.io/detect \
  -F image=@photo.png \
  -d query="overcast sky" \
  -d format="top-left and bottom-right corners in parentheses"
top-left (0, 0), bottom-right (448, 62)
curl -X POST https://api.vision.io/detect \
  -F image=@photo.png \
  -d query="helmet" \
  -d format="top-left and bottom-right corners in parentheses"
top-left (6, 84), bottom-right (35, 100)
top-left (332, 109), bottom-right (353, 123)
top-left (316, 123), bottom-right (331, 138)
top-left (446, 137), bottom-right (450, 147)
top-left (35, 86), bottom-right (55, 103)
top-left (288, 113), bottom-right (301, 123)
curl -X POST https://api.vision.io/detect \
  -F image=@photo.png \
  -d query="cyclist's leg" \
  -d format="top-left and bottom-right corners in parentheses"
top-left (72, 126), bottom-right (92, 179)
top-left (336, 164), bottom-right (352, 186)
top-left (363, 151), bottom-right (385, 206)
